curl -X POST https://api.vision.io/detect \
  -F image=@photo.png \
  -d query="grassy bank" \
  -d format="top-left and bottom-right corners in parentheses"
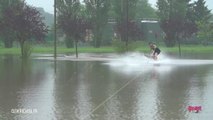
top-left (0, 45), bottom-right (213, 55)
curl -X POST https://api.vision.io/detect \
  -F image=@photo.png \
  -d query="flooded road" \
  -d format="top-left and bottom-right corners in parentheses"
top-left (0, 54), bottom-right (213, 120)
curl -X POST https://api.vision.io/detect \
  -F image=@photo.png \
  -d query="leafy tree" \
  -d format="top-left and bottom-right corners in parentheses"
top-left (193, 0), bottom-right (211, 21)
top-left (182, 1), bottom-right (197, 38)
top-left (210, 14), bottom-right (213, 21)
top-left (84, 0), bottom-right (110, 48)
top-left (57, 0), bottom-right (91, 57)
top-left (157, 0), bottom-right (188, 47)
top-left (184, 0), bottom-right (211, 37)
top-left (197, 20), bottom-right (213, 44)
top-left (112, 0), bottom-right (138, 50)
top-left (135, 0), bottom-right (157, 19)
top-left (0, 2), bottom-right (48, 58)
top-left (0, 0), bottom-right (20, 48)
top-left (116, 20), bottom-right (143, 41)
top-left (108, 0), bottom-right (157, 19)
top-left (57, 0), bottom-right (80, 48)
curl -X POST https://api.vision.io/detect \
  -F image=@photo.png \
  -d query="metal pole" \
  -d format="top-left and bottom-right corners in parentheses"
top-left (178, 38), bottom-right (181, 57)
top-left (126, 0), bottom-right (129, 51)
top-left (54, 0), bottom-right (57, 59)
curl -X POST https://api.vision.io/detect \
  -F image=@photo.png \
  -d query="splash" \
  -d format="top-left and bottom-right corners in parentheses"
top-left (104, 52), bottom-right (213, 74)
top-left (106, 52), bottom-right (213, 66)
top-left (34, 52), bottom-right (213, 66)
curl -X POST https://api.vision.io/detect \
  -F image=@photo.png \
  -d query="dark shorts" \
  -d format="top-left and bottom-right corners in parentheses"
top-left (154, 48), bottom-right (161, 55)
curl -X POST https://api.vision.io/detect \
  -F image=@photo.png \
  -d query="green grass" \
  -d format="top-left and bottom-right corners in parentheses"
top-left (160, 45), bottom-right (213, 53)
top-left (0, 47), bottom-right (20, 54)
top-left (0, 47), bottom-right (115, 55)
top-left (0, 45), bottom-right (213, 55)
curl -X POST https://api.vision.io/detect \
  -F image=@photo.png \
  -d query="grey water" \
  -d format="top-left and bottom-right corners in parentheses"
top-left (0, 53), bottom-right (213, 120)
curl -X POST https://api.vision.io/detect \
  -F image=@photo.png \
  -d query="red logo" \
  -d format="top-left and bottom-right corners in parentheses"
top-left (188, 106), bottom-right (202, 113)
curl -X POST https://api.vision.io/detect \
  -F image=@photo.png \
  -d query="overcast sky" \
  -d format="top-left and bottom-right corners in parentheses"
top-left (25, 0), bottom-right (213, 14)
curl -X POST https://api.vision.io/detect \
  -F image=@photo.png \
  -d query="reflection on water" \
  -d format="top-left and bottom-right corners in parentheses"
top-left (0, 54), bottom-right (213, 120)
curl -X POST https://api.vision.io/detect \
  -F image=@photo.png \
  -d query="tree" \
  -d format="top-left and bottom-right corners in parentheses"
top-left (135, 0), bottom-right (157, 19)
top-left (84, 0), bottom-right (110, 48)
top-left (197, 20), bottom-right (213, 44)
top-left (112, 0), bottom-right (138, 50)
top-left (182, 1), bottom-right (197, 38)
top-left (184, 0), bottom-right (211, 37)
top-left (193, 0), bottom-right (211, 21)
top-left (157, 0), bottom-right (188, 47)
top-left (116, 20), bottom-right (143, 41)
top-left (0, 2), bottom-right (48, 58)
top-left (0, 0), bottom-right (20, 48)
top-left (57, 0), bottom-right (90, 57)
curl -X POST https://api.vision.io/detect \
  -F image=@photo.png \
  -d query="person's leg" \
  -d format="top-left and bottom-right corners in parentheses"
top-left (153, 53), bottom-right (158, 60)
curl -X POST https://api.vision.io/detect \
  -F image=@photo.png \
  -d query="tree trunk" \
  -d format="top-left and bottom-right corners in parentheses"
top-left (94, 33), bottom-right (102, 48)
top-left (178, 39), bottom-right (181, 57)
top-left (65, 37), bottom-right (74, 48)
top-left (75, 40), bottom-right (78, 58)
top-left (164, 33), bottom-right (176, 47)
top-left (20, 41), bottom-right (25, 58)
top-left (93, 26), bottom-right (103, 48)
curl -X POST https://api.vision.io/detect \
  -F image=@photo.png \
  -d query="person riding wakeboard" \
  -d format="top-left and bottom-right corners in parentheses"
top-left (148, 42), bottom-right (161, 60)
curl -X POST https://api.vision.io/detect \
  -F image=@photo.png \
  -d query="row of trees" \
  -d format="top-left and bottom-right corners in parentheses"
top-left (157, 0), bottom-right (212, 47)
top-left (0, 0), bottom-right (158, 58)
top-left (56, 0), bottom-right (157, 48)
top-left (0, 0), bottom-right (157, 49)
top-left (0, 0), bottom-right (212, 57)
top-left (57, 0), bottom-right (213, 48)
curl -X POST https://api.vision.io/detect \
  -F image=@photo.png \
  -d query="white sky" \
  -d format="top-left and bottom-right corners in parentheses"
top-left (25, 0), bottom-right (213, 14)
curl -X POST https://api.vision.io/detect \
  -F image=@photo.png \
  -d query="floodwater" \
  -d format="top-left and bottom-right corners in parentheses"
top-left (0, 53), bottom-right (213, 120)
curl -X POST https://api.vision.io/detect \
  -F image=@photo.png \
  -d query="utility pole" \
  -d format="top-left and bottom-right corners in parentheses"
top-left (54, 0), bottom-right (57, 59)
top-left (126, 0), bottom-right (129, 51)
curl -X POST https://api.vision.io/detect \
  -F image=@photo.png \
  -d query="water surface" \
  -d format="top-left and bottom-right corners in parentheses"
top-left (0, 54), bottom-right (213, 120)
